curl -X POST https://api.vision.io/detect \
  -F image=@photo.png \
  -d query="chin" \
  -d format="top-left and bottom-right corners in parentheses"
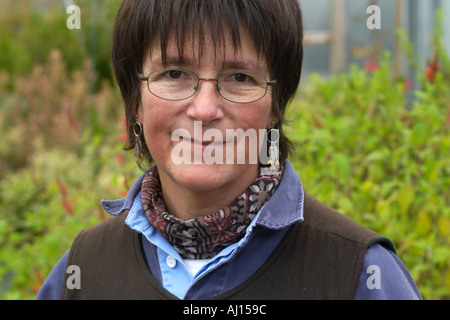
top-left (174, 163), bottom-right (231, 190)
top-left (168, 162), bottom-right (252, 193)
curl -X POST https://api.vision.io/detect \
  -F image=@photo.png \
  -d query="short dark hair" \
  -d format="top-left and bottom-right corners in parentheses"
top-left (112, 0), bottom-right (303, 167)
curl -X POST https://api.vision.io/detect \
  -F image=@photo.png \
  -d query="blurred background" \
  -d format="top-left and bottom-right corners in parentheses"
top-left (302, 0), bottom-right (450, 75)
top-left (0, 0), bottom-right (449, 299)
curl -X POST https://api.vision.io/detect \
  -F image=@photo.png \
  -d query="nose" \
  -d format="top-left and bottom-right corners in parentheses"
top-left (186, 80), bottom-right (224, 124)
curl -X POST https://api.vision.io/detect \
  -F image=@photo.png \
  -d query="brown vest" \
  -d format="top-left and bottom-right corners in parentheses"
top-left (61, 193), bottom-right (394, 300)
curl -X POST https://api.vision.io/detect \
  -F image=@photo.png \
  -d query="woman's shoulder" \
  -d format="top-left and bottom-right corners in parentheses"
top-left (301, 193), bottom-right (395, 252)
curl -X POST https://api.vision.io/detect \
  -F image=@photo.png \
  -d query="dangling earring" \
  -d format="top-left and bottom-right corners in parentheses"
top-left (134, 119), bottom-right (144, 165)
top-left (267, 122), bottom-right (280, 172)
top-left (261, 122), bottom-right (280, 176)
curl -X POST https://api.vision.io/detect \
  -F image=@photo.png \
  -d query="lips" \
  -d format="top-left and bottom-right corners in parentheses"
top-left (172, 132), bottom-right (238, 147)
top-left (170, 121), bottom-right (243, 149)
top-left (191, 138), bottom-right (227, 147)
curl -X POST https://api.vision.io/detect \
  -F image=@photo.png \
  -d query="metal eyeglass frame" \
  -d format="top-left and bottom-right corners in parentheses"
top-left (138, 69), bottom-right (276, 104)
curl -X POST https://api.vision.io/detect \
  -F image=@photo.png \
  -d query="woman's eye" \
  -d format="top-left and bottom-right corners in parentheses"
top-left (167, 70), bottom-right (184, 79)
top-left (231, 73), bottom-right (249, 82)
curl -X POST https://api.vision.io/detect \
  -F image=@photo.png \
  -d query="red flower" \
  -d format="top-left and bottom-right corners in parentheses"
top-left (404, 79), bottom-right (413, 92)
top-left (58, 182), bottom-right (67, 197)
top-left (115, 152), bottom-right (125, 164)
top-left (425, 56), bottom-right (440, 83)
top-left (36, 272), bottom-right (44, 284)
top-left (97, 205), bottom-right (107, 220)
top-left (62, 201), bottom-right (74, 215)
top-left (58, 181), bottom-right (73, 215)
top-left (67, 113), bottom-right (79, 132)
top-left (364, 55), bottom-right (379, 74)
top-left (32, 271), bottom-right (45, 293)
top-left (118, 118), bottom-right (130, 142)
top-left (118, 134), bottom-right (129, 142)
top-left (117, 189), bottom-right (128, 197)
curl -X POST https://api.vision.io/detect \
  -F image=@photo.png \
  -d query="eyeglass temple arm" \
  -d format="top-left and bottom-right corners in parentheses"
top-left (267, 80), bottom-right (277, 87)
top-left (138, 74), bottom-right (148, 81)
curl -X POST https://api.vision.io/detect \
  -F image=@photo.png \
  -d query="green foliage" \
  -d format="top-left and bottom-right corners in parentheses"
top-left (287, 52), bottom-right (450, 300)
top-left (0, 48), bottom-right (123, 174)
top-left (0, 0), bottom-right (122, 90)
top-left (0, 141), bottom-right (141, 299)
top-left (0, 1), bottom-right (135, 299)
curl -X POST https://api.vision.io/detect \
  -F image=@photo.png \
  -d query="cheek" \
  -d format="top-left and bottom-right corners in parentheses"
top-left (140, 94), bottom-right (174, 154)
top-left (242, 98), bottom-right (273, 129)
top-left (141, 90), bottom-right (176, 128)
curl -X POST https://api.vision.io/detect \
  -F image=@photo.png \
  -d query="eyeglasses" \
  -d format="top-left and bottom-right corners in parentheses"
top-left (138, 69), bottom-right (276, 104)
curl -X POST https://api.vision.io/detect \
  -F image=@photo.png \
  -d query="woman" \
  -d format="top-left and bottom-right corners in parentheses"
top-left (37, 0), bottom-right (421, 300)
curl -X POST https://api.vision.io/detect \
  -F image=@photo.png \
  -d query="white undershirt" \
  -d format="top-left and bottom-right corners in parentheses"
top-left (183, 259), bottom-right (211, 279)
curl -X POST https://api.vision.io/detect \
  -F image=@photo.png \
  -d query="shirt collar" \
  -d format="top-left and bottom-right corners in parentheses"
top-left (101, 160), bottom-right (304, 228)
top-left (101, 169), bottom-right (148, 216)
top-left (255, 160), bottom-right (304, 229)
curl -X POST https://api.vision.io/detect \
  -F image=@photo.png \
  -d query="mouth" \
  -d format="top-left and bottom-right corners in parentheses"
top-left (171, 135), bottom-right (232, 149)
top-left (190, 138), bottom-right (227, 148)
top-left (170, 123), bottom-right (241, 150)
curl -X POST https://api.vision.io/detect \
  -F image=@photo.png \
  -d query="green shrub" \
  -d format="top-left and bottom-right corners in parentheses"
top-left (0, 140), bottom-right (141, 299)
top-left (0, 49), bottom-right (123, 174)
top-left (0, 0), bottom-right (123, 90)
top-left (287, 52), bottom-right (450, 299)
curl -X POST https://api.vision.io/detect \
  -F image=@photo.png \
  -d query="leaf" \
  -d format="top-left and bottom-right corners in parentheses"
top-left (397, 185), bottom-right (415, 216)
top-left (334, 153), bottom-right (351, 179)
top-left (416, 209), bottom-right (432, 235)
top-left (365, 150), bottom-right (386, 163)
top-left (445, 271), bottom-right (450, 292)
top-left (431, 247), bottom-right (450, 267)
top-left (411, 123), bottom-right (427, 147)
top-left (438, 216), bottom-right (450, 238)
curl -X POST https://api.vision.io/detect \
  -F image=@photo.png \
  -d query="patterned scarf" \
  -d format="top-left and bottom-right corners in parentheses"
top-left (140, 165), bottom-right (284, 259)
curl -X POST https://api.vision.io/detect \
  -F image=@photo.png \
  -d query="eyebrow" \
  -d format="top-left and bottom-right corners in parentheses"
top-left (149, 54), bottom-right (265, 75)
top-left (220, 59), bottom-right (265, 74)
top-left (151, 55), bottom-right (195, 69)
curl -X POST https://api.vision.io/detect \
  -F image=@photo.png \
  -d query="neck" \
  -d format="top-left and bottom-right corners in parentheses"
top-left (158, 165), bottom-right (259, 220)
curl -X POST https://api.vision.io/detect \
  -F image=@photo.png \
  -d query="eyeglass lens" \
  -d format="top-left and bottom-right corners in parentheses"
top-left (146, 69), bottom-right (269, 103)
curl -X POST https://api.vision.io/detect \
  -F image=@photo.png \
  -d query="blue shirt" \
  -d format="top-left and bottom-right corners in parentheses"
top-left (36, 161), bottom-right (422, 300)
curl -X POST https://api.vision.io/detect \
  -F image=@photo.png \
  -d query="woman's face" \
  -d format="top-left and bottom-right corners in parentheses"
top-left (139, 29), bottom-right (275, 195)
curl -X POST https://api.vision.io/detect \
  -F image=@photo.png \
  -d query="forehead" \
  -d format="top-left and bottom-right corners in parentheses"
top-left (143, 28), bottom-right (267, 74)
